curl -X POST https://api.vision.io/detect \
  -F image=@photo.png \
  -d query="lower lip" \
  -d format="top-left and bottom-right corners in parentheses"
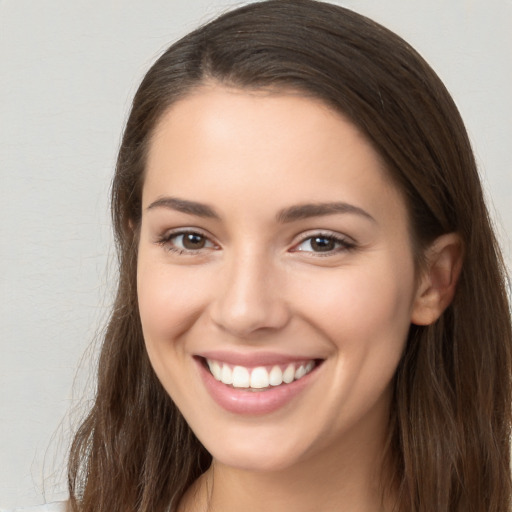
top-left (196, 358), bottom-right (321, 415)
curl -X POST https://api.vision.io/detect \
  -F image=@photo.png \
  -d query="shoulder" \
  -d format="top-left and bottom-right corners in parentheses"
top-left (0, 502), bottom-right (67, 512)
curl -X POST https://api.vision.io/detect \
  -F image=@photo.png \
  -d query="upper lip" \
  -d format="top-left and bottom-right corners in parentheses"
top-left (196, 350), bottom-right (321, 367)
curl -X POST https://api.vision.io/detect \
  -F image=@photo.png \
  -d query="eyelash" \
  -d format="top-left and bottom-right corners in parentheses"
top-left (291, 232), bottom-right (356, 256)
top-left (156, 229), bottom-right (217, 255)
top-left (155, 230), bottom-right (356, 256)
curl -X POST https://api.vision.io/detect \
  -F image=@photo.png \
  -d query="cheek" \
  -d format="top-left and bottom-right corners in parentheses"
top-left (136, 257), bottom-right (211, 355)
top-left (136, 258), bottom-right (213, 405)
top-left (292, 253), bottom-right (416, 357)
top-left (289, 257), bottom-right (416, 437)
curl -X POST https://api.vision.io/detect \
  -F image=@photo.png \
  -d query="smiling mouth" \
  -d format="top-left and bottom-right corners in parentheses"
top-left (201, 357), bottom-right (321, 391)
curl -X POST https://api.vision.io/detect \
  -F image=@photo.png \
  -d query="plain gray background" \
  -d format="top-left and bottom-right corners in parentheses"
top-left (1, 0), bottom-right (511, 507)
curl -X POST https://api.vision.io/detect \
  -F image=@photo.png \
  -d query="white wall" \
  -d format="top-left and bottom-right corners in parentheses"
top-left (1, 0), bottom-right (510, 507)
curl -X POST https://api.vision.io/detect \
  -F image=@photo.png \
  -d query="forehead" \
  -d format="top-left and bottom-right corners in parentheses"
top-left (143, 85), bottom-right (406, 226)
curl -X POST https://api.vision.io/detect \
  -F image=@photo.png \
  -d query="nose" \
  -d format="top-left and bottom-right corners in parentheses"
top-left (209, 250), bottom-right (291, 338)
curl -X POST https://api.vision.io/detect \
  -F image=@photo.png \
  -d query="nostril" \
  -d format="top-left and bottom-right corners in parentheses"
top-left (209, 300), bottom-right (291, 337)
top-left (208, 268), bottom-right (290, 336)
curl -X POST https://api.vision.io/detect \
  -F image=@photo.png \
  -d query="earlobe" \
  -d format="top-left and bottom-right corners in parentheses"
top-left (411, 233), bottom-right (464, 326)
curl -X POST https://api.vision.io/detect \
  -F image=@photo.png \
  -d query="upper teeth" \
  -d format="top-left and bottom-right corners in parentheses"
top-left (206, 359), bottom-right (315, 389)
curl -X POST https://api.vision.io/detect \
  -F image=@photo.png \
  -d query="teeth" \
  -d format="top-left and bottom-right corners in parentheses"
top-left (232, 366), bottom-right (250, 388)
top-left (207, 359), bottom-right (316, 390)
top-left (295, 365), bottom-right (306, 379)
top-left (207, 360), bottom-right (222, 381)
top-left (269, 365), bottom-right (283, 386)
top-left (283, 364), bottom-right (295, 384)
top-left (221, 364), bottom-right (233, 385)
top-left (250, 367), bottom-right (269, 389)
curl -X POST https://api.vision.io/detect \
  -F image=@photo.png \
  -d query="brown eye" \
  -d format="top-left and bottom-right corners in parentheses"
top-left (160, 231), bottom-right (217, 254)
top-left (182, 233), bottom-right (206, 249)
top-left (310, 236), bottom-right (336, 252)
top-left (293, 233), bottom-right (355, 255)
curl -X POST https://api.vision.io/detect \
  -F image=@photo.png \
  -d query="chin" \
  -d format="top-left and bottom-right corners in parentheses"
top-left (194, 420), bottom-right (318, 473)
top-left (210, 444), bottom-right (303, 473)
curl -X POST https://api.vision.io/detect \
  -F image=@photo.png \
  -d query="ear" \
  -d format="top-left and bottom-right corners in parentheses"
top-left (411, 233), bottom-right (464, 326)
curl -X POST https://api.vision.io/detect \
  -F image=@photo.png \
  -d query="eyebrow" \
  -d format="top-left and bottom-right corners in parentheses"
top-left (276, 202), bottom-right (376, 223)
top-left (146, 197), bottom-right (221, 219)
top-left (146, 196), bottom-right (375, 223)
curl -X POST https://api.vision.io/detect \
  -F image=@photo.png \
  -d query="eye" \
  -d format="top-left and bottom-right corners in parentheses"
top-left (157, 230), bottom-right (217, 254)
top-left (292, 233), bottom-right (355, 254)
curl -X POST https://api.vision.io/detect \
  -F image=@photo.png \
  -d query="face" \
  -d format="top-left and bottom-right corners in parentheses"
top-left (137, 85), bottom-right (421, 472)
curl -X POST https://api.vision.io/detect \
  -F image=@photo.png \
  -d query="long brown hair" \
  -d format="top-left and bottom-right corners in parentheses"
top-left (68, 1), bottom-right (512, 510)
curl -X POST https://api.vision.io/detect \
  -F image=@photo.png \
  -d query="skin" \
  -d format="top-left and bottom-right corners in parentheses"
top-left (136, 85), bottom-right (458, 511)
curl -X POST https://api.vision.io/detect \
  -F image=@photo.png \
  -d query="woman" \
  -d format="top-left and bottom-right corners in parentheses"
top-left (13, 0), bottom-right (512, 510)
